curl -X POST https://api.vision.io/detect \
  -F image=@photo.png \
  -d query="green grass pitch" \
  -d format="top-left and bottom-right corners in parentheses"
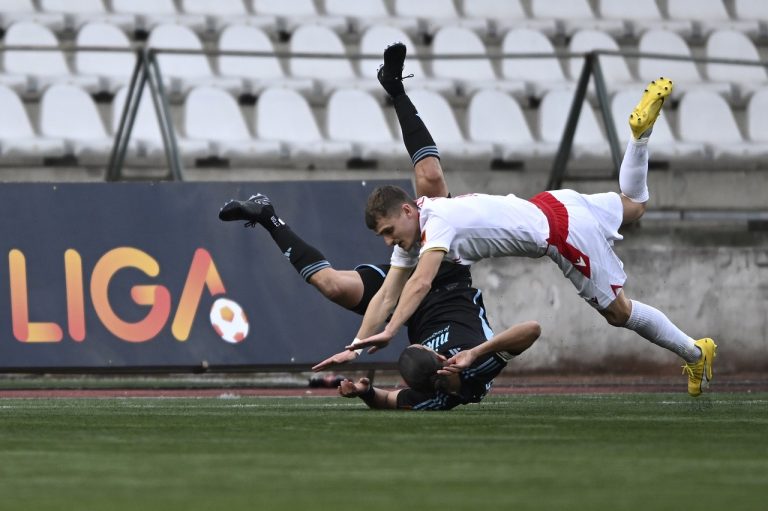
top-left (1, 393), bottom-right (766, 511)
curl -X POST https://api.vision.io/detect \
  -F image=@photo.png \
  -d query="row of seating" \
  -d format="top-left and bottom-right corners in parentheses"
top-left (1, 20), bottom-right (766, 104)
top-left (2, 83), bottom-right (766, 168)
top-left (2, 0), bottom-right (766, 41)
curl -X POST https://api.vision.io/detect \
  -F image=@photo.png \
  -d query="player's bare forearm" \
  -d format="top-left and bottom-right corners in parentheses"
top-left (354, 268), bottom-right (410, 340)
top-left (383, 250), bottom-right (444, 337)
top-left (473, 321), bottom-right (542, 358)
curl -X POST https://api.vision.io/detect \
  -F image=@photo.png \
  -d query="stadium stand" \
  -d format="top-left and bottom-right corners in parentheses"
top-left (110, 0), bottom-right (206, 33)
top-left (325, 0), bottom-right (418, 38)
top-left (530, 0), bottom-right (625, 38)
top-left (539, 89), bottom-right (611, 162)
top-left (183, 85), bottom-right (283, 164)
top-left (567, 29), bottom-right (641, 92)
top-left (74, 21), bottom-right (136, 95)
top-left (180, 0), bottom-right (276, 35)
top-left (461, 0), bottom-right (558, 39)
top-left (500, 28), bottom-right (571, 100)
top-left (666, 0), bottom-right (760, 38)
top-left (392, 0), bottom-right (487, 39)
top-left (431, 25), bottom-right (525, 98)
top-left (705, 29), bottom-right (768, 101)
top-left (38, 0), bottom-right (135, 32)
top-left (747, 88), bottom-right (768, 144)
top-left (0, 0), bottom-right (65, 33)
top-left (251, 0), bottom-right (347, 36)
top-left (0, 84), bottom-right (67, 163)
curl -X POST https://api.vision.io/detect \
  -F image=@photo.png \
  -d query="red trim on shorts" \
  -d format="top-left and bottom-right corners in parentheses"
top-left (610, 284), bottom-right (623, 296)
top-left (529, 191), bottom-right (591, 278)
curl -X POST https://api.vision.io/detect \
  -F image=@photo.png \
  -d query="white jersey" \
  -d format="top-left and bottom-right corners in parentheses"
top-left (390, 193), bottom-right (550, 268)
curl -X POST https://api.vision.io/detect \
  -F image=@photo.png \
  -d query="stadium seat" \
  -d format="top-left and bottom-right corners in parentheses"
top-left (530, 0), bottom-right (625, 38)
top-left (74, 22), bottom-right (136, 94)
top-left (326, 88), bottom-right (405, 163)
top-left (147, 23), bottom-right (242, 96)
top-left (746, 89), bottom-right (768, 143)
top-left (597, 0), bottom-right (692, 39)
top-left (112, 85), bottom-right (209, 164)
top-left (733, 0), bottom-right (768, 39)
top-left (2, 21), bottom-right (101, 95)
top-left (217, 24), bottom-right (314, 97)
top-left (567, 30), bottom-right (641, 92)
top-left (111, 0), bottom-right (206, 33)
top-left (38, 0), bottom-right (135, 32)
top-left (500, 28), bottom-right (571, 100)
top-left (462, 0), bottom-right (558, 38)
top-left (705, 30), bottom-right (768, 100)
top-left (180, 0), bottom-right (277, 34)
top-left (0, 84), bottom-right (67, 162)
top-left (0, 0), bottom-right (65, 32)
top-left (677, 90), bottom-right (768, 160)
top-left (183, 86), bottom-right (282, 163)
top-left (359, 25), bottom-right (454, 97)
top-left (405, 89), bottom-right (494, 161)
top-left (610, 88), bottom-right (706, 161)
top-left (637, 29), bottom-right (732, 98)
top-left (392, 0), bottom-right (488, 38)
top-left (288, 25), bottom-right (378, 98)
top-left (324, 0), bottom-right (418, 36)
top-left (467, 89), bottom-right (556, 161)
top-left (539, 89), bottom-right (610, 161)
top-left (255, 87), bottom-right (353, 167)
top-left (39, 84), bottom-right (113, 164)
top-left (251, 0), bottom-right (347, 36)
top-left (667, 0), bottom-right (759, 38)
top-left (431, 26), bottom-right (525, 98)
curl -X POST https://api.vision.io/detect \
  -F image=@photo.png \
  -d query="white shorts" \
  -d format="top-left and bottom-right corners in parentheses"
top-left (532, 189), bottom-right (626, 310)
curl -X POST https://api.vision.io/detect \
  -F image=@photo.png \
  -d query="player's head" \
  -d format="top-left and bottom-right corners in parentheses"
top-left (398, 345), bottom-right (453, 394)
top-left (365, 185), bottom-right (420, 251)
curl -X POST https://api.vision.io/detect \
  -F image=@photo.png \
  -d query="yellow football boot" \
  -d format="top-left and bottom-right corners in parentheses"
top-left (629, 77), bottom-right (673, 140)
top-left (682, 338), bottom-right (717, 397)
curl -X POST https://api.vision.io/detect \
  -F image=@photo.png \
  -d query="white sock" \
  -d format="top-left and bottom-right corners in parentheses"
top-left (619, 140), bottom-right (649, 203)
top-left (624, 300), bottom-right (701, 363)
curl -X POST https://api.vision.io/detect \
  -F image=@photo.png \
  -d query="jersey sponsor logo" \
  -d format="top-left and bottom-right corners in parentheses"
top-left (422, 325), bottom-right (450, 351)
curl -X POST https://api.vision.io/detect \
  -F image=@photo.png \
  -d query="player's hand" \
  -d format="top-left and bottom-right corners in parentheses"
top-left (311, 350), bottom-right (358, 372)
top-left (345, 331), bottom-right (393, 354)
top-left (338, 377), bottom-right (371, 398)
top-left (437, 349), bottom-right (477, 375)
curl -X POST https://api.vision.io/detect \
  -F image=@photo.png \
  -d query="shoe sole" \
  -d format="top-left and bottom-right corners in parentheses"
top-left (629, 77), bottom-right (673, 139)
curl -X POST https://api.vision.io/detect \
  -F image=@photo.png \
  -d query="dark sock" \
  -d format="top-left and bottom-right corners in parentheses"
top-left (393, 94), bottom-right (440, 166)
top-left (269, 225), bottom-right (331, 281)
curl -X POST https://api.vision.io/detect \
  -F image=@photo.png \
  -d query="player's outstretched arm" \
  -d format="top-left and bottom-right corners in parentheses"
top-left (311, 349), bottom-right (359, 372)
top-left (338, 378), bottom-right (400, 409)
top-left (438, 321), bottom-right (542, 375)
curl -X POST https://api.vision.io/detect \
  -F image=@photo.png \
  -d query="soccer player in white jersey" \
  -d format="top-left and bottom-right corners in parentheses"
top-left (348, 78), bottom-right (717, 397)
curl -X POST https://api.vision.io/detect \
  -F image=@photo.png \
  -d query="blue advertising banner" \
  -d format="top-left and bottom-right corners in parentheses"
top-left (0, 180), bottom-right (411, 371)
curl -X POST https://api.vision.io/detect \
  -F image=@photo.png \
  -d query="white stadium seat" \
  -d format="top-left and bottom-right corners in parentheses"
top-left (610, 88), bottom-right (706, 161)
top-left (111, 0), bottom-right (206, 33)
top-left (500, 28), bottom-right (571, 99)
top-left (112, 86), bottom-right (208, 164)
top-left (288, 25), bottom-right (378, 98)
top-left (530, 0), bottom-right (625, 38)
top-left (431, 26), bottom-right (525, 98)
top-left (598, 0), bottom-right (692, 39)
top-left (637, 29), bottom-right (732, 98)
top-left (326, 89), bottom-right (405, 163)
top-left (359, 26), bottom-right (454, 97)
top-left (667, 0), bottom-right (759, 37)
top-left (539, 89), bottom-right (610, 161)
top-left (0, 0), bottom-right (65, 32)
top-left (255, 87), bottom-right (353, 166)
top-left (217, 24), bottom-right (314, 97)
top-left (181, 0), bottom-right (277, 34)
top-left (705, 30), bottom-right (768, 99)
top-left (568, 30), bottom-right (640, 92)
top-left (39, 84), bottom-right (113, 164)
top-left (0, 84), bottom-right (67, 161)
top-left (183, 86), bottom-right (282, 163)
top-left (251, 0), bottom-right (347, 36)
top-left (147, 23), bottom-right (242, 96)
top-left (733, 0), bottom-right (768, 38)
top-left (39, 0), bottom-right (135, 32)
top-left (3, 21), bottom-right (100, 94)
top-left (462, 0), bottom-right (558, 38)
top-left (74, 22), bottom-right (136, 94)
top-left (405, 89), bottom-right (494, 161)
top-left (747, 89), bottom-right (768, 143)
top-left (678, 90), bottom-right (768, 160)
top-left (392, 0), bottom-right (488, 38)
top-left (467, 89), bottom-right (556, 161)
top-left (325, 0), bottom-right (418, 36)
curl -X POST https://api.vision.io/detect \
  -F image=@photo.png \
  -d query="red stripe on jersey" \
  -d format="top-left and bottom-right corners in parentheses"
top-left (529, 191), bottom-right (591, 278)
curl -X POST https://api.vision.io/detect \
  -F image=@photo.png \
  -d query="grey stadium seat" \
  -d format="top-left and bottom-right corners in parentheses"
top-left (0, 84), bottom-right (67, 162)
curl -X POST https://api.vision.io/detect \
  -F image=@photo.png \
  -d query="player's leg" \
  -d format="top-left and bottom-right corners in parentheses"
top-left (619, 78), bottom-right (673, 225)
top-left (378, 42), bottom-right (449, 199)
top-left (218, 194), bottom-right (365, 309)
top-left (601, 290), bottom-right (717, 397)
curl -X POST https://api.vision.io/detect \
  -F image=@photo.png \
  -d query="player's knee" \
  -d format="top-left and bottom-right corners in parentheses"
top-left (601, 307), bottom-right (630, 327)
